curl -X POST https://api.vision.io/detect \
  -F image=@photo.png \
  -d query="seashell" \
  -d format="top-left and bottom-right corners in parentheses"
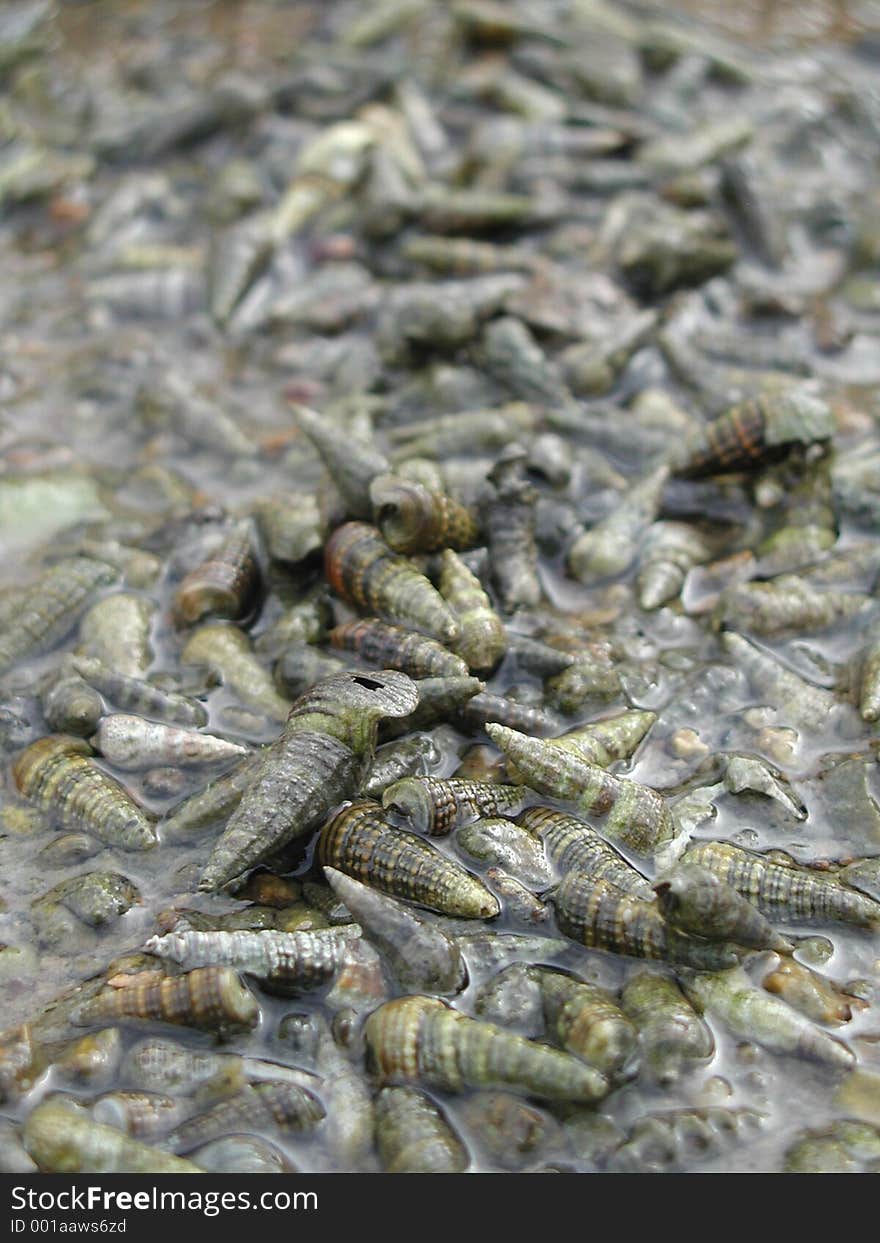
top-left (382, 775), bottom-right (525, 837)
top-left (93, 714), bottom-right (247, 770)
top-left (199, 671), bottom-right (418, 891)
top-left (370, 474), bottom-right (480, 555)
top-left (456, 817), bottom-right (554, 889)
top-left (654, 863), bottom-right (792, 951)
top-left (484, 445), bottom-right (542, 610)
top-left (716, 575), bottom-right (871, 637)
top-left (324, 868), bottom-right (466, 995)
top-left (161, 753), bottom-right (258, 842)
top-left (401, 234), bottom-right (539, 276)
top-left (456, 691), bottom-right (558, 737)
top-left (39, 870), bottom-right (140, 929)
top-left (181, 624), bottom-right (292, 722)
top-left (144, 927), bottom-right (357, 995)
top-left (516, 806), bottom-right (654, 899)
top-left (485, 868), bottom-right (550, 924)
top-left (481, 316), bottom-right (574, 409)
top-left (23, 1097), bottom-right (201, 1174)
top-left (253, 493), bottom-right (322, 567)
top-left (137, 371), bottom-right (256, 457)
top-left (330, 618), bottom-right (468, 678)
top-left (0, 557), bottom-right (117, 676)
top-left (318, 801), bottom-right (499, 919)
top-left (488, 723), bottom-right (674, 854)
top-left (683, 840), bottom-right (880, 929)
top-left (324, 522), bottom-right (459, 643)
top-left (71, 656), bottom-right (208, 727)
top-left (380, 675), bottom-right (484, 739)
top-left (760, 956), bottom-right (859, 1026)
top-left (79, 592), bottom-right (155, 679)
top-left (388, 403), bottom-right (538, 460)
top-left (120, 1038), bottom-right (229, 1096)
top-left (620, 972), bottom-right (715, 1086)
top-left (553, 872), bottom-right (740, 969)
top-left (375, 1086), bottom-right (468, 1174)
top-left (682, 967), bottom-right (855, 1071)
top-left (506, 634), bottom-right (573, 679)
top-left (472, 964), bottom-right (545, 1038)
top-left (530, 968), bottom-right (638, 1079)
top-left (0, 1026), bottom-right (41, 1104)
top-left (13, 734), bottom-right (157, 851)
top-left (290, 402), bottom-right (389, 520)
top-left (785, 1121), bottom-right (880, 1174)
top-left (505, 710), bottom-right (655, 781)
top-left (74, 966), bottom-right (259, 1036)
top-left (720, 631), bottom-right (843, 733)
top-left (459, 1091), bottom-right (566, 1172)
top-left (253, 589), bottom-right (331, 659)
top-left (166, 1081), bottom-right (325, 1154)
top-left (361, 733), bottom-right (442, 800)
top-left (568, 465), bottom-right (669, 584)
top-left (608, 1107), bottom-right (766, 1173)
top-left (637, 521), bottom-right (713, 610)
top-left (54, 1028), bottom-right (123, 1089)
top-left (452, 931), bottom-right (569, 978)
top-left (274, 643), bottom-right (351, 699)
top-left (859, 620), bottom-right (880, 722)
top-left (189, 1134), bottom-right (294, 1174)
top-left (674, 389), bottom-right (833, 478)
top-left (722, 753), bottom-right (806, 819)
top-left (364, 994), bottom-right (608, 1103)
top-left (91, 1091), bottom-right (187, 1140)
top-left (174, 525), bottom-right (260, 626)
top-left (41, 669), bottom-right (103, 737)
top-left (544, 652), bottom-right (621, 714)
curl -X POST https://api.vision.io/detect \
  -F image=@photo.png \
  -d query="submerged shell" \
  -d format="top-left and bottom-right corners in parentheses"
top-left (199, 671), bottom-right (418, 891)
top-left (0, 557), bottom-right (117, 675)
top-left (504, 711), bottom-right (655, 781)
top-left (516, 806), bottom-right (654, 899)
top-left (174, 525), bottom-right (260, 625)
top-left (167, 1081), bottom-right (325, 1153)
top-left (361, 733), bottom-right (442, 800)
top-left (655, 863), bottom-right (792, 951)
top-left (637, 521), bottom-right (713, 610)
top-left (330, 618), bottom-right (468, 678)
top-left (75, 966), bottom-right (259, 1035)
top-left (71, 657), bottom-right (208, 727)
top-left (620, 972), bottom-right (715, 1086)
top-left (683, 840), bottom-right (880, 929)
top-left (24, 1097), bottom-right (200, 1174)
top-left (716, 575), bottom-right (870, 637)
top-left (859, 621), bottom-right (880, 722)
top-left (682, 967), bottom-right (855, 1071)
top-left (13, 734), bottom-right (156, 850)
top-left (568, 465), bottom-right (668, 584)
top-left (93, 714), bottom-right (247, 770)
top-left (181, 624), bottom-right (291, 722)
top-left (370, 474), bottom-right (480, 554)
top-left (456, 817), bottom-right (554, 889)
top-left (383, 775), bottom-right (525, 836)
top-left (531, 969), bottom-right (638, 1079)
top-left (675, 389), bottom-right (833, 478)
top-left (79, 593), bottom-right (155, 679)
top-left (318, 801), bottom-right (499, 919)
top-left (760, 956), bottom-right (858, 1026)
top-left (290, 402), bottom-right (389, 520)
top-left (487, 723), bottom-right (674, 854)
top-left (144, 927), bottom-right (356, 994)
top-left (438, 549), bottom-right (507, 674)
top-left (91, 1092), bottom-right (187, 1140)
top-left (484, 446), bottom-right (542, 610)
top-left (325, 522), bottom-right (459, 643)
top-left (553, 872), bottom-right (740, 969)
top-left (41, 670), bottom-right (103, 737)
top-left (721, 631), bottom-right (842, 733)
top-left (364, 995), bottom-right (608, 1103)
top-left (161, 754), bottom-right (257, 841)
top-left (375, 1086), bottom-right (468, 1173)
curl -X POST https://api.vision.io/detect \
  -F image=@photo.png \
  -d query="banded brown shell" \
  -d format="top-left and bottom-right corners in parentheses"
top-left (516, 807), bottom-right (654, 899)
top-left (330, 618), bottom-right (468, 679)
top-left (382, 775), bottom-right (526, 836)
top-left (675, 389), bottom-right (833, 479)
top-left (173, 524), bottom-right (260, 625)
top-left (370, 473), bottom-right (480, 554)
top-left (74, 966), bottom-right (259, 1035)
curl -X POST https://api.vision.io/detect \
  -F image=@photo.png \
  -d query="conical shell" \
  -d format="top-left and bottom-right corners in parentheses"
top-left (655, 862), bottom-right (792, 951)
top-left (174, 525), bottom-right (260, 625)
top-left (382, 775), bottom-right (526, 836)
top-left (516, 807), bottom-right (654, 899)
top-left (438, 549), bottom-right (507, 674)
top-left (370, 473), bottom-right (480, 554)
top-left (531, 969), bottom-right (638, 1079)
top-left (93, 714), bottom-right (247, 770)
top-left (24, 1097), bottom-right (201, 1174)
top-left (375, 1086), bottom-right (469, 1173)
top-left (330, 618), bottom-right (468, 678)
top-left (74, 967), bottom-right (259, 1035)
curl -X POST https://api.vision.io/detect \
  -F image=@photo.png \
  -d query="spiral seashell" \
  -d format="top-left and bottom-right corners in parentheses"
top-left (553, 872), bottom-right (740, 969)
top-left (516, 807), bottom-right (654, 899)
top-left (41, 669), bottom-right (103, 737)
top-left (375, 1086), bottom-right (469, 1173)
top-left (330, 617), bottom-right (468, 678)
top-left (361, 733), bottom-right (442, 800)
top-left (161, 753), bottom-right (257, 842)
top-left (683, 840), bottom-right (880, 929)
top-left (174, 524), bottom-right (261, 625)
top-left (93, 714), bottom-right (247, 770)
top-left (530, 968), bottom-right (638, 1079)
top-left (438, 549), bottom-right (507, 674)
top-left (637, 521), bottom-right (713, 610)
top-left (0, 557), bottom-right (118, 676)
top-left (370, 473), bottom-right (480, 555)
top-left (456, 817), bottom-right (554, 889)
top-left (568, 465), bottom-right (668, 585)
top-left (487, 723), bottom-right (674, 855)
top-left (166, 1081), bottom-right (325, 1153)
top-left (71, 656), bottom-right (208, 727)
top-left (325, 522), bottom-right (459, 642)
top-left (290, 402), bottom-right (390, 520)
top-left (655, 862), bottom-right (792, 951)
top-left (760, 956), bottom-right (859, 1026)
top-left (382, 775), bottom-right (525, 836)
top-left (199, 671), bottom-right (419, 891)
top-left (74, 966), bottom-right (259, 1035)
top-left (79, 592), bottom-right (155, 679)
top-left (716, 575), bottom-right (870, 637)
top-left (620, 973), bottom-right (715, 1086)
top-left (91, 1092), bottom-right (187, 1140)
top-left (13, 734), bottom-right (157, 851)
top-left (318, 800), bottom-right (500, 919)
top-left (181, 624), bottom-right (292, 722)
top-left (674, 389), bottom-right (832, 479)
top-left (484, 445), bottom-right (542, 610)
top-left (23, 1097), bottom-right (201, 1174)
top-left (364, 994), bottom-right (609, 1103)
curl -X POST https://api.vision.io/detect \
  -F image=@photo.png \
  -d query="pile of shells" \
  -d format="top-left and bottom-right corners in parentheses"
top-left (2, 0), bottom-right (880, 1174)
